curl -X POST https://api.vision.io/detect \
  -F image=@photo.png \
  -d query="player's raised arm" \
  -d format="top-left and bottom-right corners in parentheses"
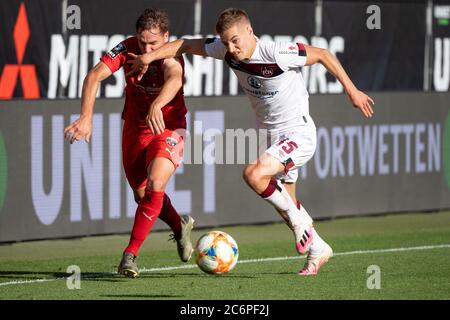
top-left (64, 61), bottom-right (112, 144)
top-left (126, 38), bottom-right (208, 80)
top-left (304, 45), bottom-right (375, 118)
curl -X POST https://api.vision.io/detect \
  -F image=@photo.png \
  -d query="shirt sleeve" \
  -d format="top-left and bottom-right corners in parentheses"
top-left (274, 42), bottom-right (307, 71)
top-left (100, 41), bottom-right (128, 73)
top-left (204, 37), bottom-right (227, 60)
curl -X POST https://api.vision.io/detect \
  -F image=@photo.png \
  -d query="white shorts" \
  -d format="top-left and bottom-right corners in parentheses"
top-left (264, 124), bottom-right (316, 183)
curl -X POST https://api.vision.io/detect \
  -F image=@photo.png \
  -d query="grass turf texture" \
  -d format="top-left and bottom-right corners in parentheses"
top-left (0, 211), bottom-right (449, 300)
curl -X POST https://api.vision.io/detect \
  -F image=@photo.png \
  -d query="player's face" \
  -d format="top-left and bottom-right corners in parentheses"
top-left (220, 22), bottom-right (256, 61)
top-left (136, 27), bottom-right (169, 54)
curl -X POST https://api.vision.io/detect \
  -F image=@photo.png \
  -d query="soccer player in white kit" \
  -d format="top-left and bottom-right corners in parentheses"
top-left (126, 8), bottom-right (374, 275)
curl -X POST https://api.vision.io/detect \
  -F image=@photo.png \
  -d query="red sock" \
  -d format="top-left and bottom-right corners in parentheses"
top-left (158, 194), bottom-right (182, 237)
top-left (297, 200), bottom-right (301, 209)
top-left (125, 189), bottom-right (165, 256)
top-left (259, 178), bottom-right (279, 198)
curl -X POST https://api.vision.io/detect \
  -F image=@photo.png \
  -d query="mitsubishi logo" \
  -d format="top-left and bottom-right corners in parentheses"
top-left (0, 3), bottom-right (40, 99)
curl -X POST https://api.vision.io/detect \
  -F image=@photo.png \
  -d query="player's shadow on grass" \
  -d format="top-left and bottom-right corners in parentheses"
top-left (138, 272), bottom-right (255, 279)
top-left (0, 270), bottom-right (125, 283)
top-left (261, 272), bottom-right (301, 275)
top-left (101, 294), bottom-right (185, 299)
top-left (0, 270), bottom-right (64, 280)
top-left (0, 271), bottom-right (255, 283)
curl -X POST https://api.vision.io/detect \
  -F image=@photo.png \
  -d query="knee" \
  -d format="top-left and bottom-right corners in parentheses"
top-left (243, 165), bottom-right (261, 187)
top-left (147, 175), bottom-right (166, 192)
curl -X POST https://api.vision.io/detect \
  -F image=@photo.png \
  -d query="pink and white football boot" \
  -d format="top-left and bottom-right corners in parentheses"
top-left (298, 242), bottom-right (333, 276)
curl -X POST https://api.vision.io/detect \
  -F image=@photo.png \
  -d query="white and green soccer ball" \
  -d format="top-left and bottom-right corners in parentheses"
top-left (195, 231), bottom-right (239, 274)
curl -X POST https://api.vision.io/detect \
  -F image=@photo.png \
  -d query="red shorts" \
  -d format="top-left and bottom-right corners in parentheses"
top-left (122, 126), bottom-right (185, 190)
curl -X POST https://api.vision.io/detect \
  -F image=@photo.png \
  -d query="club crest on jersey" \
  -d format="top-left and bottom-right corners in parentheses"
top-left (166, 137), bottom-right (178, 147)
top-left (107, 43), bottom-right (126, 59)
top-left (247, 76), bottom-right (261, 89)
top-left (261, 66), bottom-right (274, 77)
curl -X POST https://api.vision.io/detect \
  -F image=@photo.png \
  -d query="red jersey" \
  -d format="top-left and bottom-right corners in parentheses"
top-left (100, 37), bottom-right (187, 131)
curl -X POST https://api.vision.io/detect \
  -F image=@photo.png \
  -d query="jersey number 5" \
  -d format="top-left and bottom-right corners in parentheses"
top-left (281, 140), bottom-right (298, 154)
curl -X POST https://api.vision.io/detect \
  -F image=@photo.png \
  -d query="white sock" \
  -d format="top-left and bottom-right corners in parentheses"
top-left (275, 182), bottom-right (314, 225)
top-left (297, 202), bottom-right (314, 225)
top-left (261, 181), bottom-right (303, 227)
top-left (262, 188), bottom-right (298, 215)
top-left (309, 228), bottom-right (327, 256)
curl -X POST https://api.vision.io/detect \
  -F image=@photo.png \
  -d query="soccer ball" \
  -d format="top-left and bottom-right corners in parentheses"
top-left (195, 231), bottom-right (239, 274)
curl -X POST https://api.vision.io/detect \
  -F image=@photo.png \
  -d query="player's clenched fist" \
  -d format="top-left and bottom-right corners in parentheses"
top-left (64, 115), bottom-right (92, 144)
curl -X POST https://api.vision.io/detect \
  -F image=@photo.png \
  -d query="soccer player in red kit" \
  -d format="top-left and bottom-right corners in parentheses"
top-left (64, 8), bottom-right (194, 278)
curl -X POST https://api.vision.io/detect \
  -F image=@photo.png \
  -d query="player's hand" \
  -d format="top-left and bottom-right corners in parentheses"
top-left (349, 90), bottom-right (374, 118)
top-left (126, 52), bottom-right (151, 81)
top-left (64, 116), bottom-right (92, 144)
top-left (147, 104), bottom-right (165, 135)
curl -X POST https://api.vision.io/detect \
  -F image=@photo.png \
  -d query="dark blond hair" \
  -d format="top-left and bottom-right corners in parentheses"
top-left (215, 8), bottom-right (250, 34)
top-left (135, 7), bottom-right (170, 33)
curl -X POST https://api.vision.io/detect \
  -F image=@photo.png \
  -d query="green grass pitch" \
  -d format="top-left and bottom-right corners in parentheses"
top-left (0, 211), bottom-right (449, 300)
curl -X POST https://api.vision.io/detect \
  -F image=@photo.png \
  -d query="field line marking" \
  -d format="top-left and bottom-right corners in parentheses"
top-left (140, 243), bottom-right (450, 271)
top-left (1, 243), bottom-right (449, 287)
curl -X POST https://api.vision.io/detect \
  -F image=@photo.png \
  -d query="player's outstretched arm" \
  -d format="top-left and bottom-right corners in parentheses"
top-left (304, 45), bottom-right (374, 118)
top-left (64, 62), bottom-right (112, 144)
top-left (126, 38), bottom-right (208, 80)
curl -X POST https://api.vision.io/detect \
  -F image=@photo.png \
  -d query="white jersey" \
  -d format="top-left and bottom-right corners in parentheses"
top-left (205, 37), bottom-right (313, 134)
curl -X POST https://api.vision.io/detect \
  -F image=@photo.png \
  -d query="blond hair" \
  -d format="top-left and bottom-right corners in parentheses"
top-left (215, 8), bottom-right (250, 34)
